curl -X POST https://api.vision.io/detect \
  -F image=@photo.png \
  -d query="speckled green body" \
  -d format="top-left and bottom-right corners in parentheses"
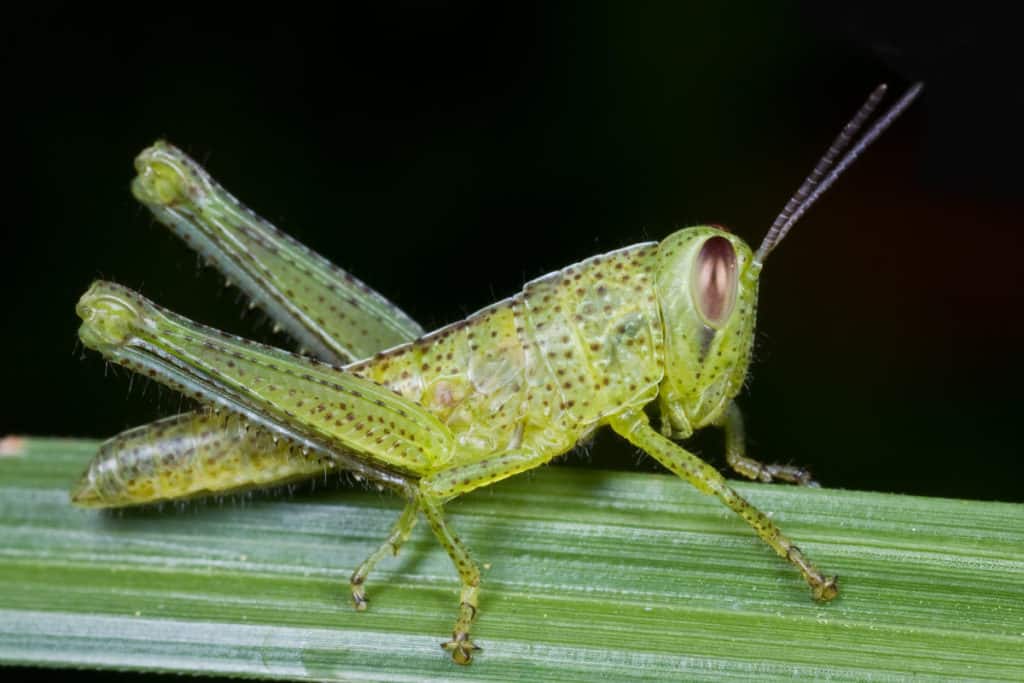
top-left (72, 140), bottom-right (839, 664)
top-left (75, 233), bottom-right (757, 502)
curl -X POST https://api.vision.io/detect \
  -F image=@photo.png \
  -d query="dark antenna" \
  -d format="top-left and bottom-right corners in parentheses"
top-left (753, 82), bottom-right (924, 265)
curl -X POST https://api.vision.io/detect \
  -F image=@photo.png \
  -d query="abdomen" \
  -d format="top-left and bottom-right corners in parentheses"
top-left (71, 412), bottom-right (339, 507)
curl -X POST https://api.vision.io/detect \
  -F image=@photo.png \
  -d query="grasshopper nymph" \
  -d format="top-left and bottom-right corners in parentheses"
top-left (73, 83), bottom-right (921, 664)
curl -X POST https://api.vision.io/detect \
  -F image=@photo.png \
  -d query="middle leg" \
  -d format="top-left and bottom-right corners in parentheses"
top-left (417, 492), bottom-right (481, 665)
top-left (350, 498), bottom-right (419, 610)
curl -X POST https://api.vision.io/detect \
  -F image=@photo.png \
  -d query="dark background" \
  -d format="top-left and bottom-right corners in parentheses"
top-left (4, 1), bottom-right (1023, 514)
top-left (2, 5), bottom-right (1022, 680)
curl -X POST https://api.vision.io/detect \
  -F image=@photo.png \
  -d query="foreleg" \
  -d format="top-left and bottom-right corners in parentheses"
top-left (720, 402), bottom-right (817, 486)
top-left (610, 409), bottom-right (837, 602)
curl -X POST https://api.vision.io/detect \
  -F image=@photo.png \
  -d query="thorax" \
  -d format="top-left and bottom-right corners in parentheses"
top-left (348, 243), bottom-right (667, 464)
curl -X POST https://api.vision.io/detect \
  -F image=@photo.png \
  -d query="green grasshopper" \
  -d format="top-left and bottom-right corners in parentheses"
top-left (72, 83), bottom-right (921, 664)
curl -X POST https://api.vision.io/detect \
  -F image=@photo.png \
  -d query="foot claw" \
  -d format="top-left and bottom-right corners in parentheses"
top-left (351, 587), bottom-right (368, 612)
top-left (812, 575), bottom-right (839, 602)
top-left (771, 465), bottom-right (817, 487)
top-left (442, 632), bottom-right (481, 665)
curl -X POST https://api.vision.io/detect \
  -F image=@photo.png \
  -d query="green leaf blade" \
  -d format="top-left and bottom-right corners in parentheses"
top-left (1, 438), bottom-right (1022, 681)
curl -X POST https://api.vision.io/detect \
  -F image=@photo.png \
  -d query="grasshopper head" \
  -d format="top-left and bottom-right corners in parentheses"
top-left (655, 83), bottom-right (922, 433)
top-left (655, 226), bottom-right (760, 429)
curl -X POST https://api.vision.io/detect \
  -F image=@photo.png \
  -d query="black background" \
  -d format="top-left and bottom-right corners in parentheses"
top-left (3, 4), bottom-right (1023, 680)
top-left (4, 2), bottom-right (1023, 510)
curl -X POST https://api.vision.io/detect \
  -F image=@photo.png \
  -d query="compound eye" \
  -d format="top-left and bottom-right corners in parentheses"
top-left (692, 236), bottom-right (738, 327)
